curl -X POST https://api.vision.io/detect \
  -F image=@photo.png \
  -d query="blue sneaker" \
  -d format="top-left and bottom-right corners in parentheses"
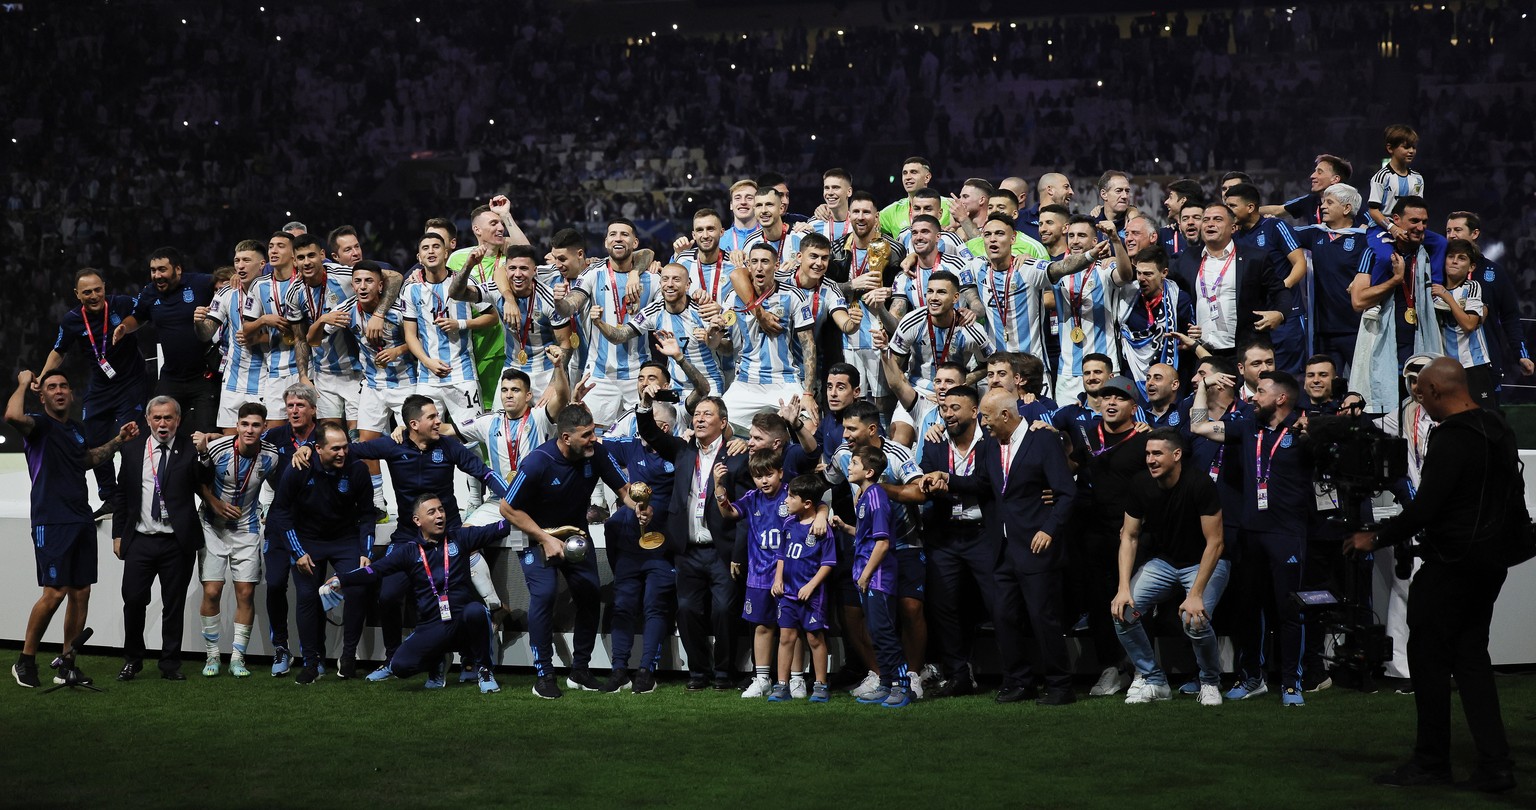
top-left (365, 665), bottom-right (393, 682)
top-left (425, 668), bottom-right (447, 690)
top-left (1178, 680), bottom-right (1200, 696)
top-left (478, 668), bottom-right (500, 694)
top-left (809, 682), bottom-right (830, 703)
top-left (856, 685), bottom-right (890, 704)
top-left (1281, 686), bottom-right (1305, 707)
top-left (767, 682), bottom-right (792, 702)
top-left (881, 685), bottom-right (912, 708)
top-left (270, 647), bottom-right (292, 677)
top-left (1224, 678), bottom-right (1269, 701)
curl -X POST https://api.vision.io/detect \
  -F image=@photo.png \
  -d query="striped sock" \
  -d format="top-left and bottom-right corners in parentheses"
top-left (201, 615), bottom-right (220, 654)
top-left (754, 665), bottom-right (770, 680)
top-left (233, 623), bottom-right (252, 657)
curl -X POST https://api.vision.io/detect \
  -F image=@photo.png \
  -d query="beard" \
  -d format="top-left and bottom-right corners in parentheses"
top-left (1255, 403), bottom-right (1277, 424)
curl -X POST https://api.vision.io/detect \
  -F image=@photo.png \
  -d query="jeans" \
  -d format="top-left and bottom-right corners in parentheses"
top-left (1114, 557), bottom-right (1232, 686)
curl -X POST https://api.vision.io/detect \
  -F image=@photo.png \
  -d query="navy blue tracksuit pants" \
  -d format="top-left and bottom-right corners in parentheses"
top-left (390, 602), bottom-right (494, 678)
top-left (860, 588), bottom-right (908, 686)
top-left (520, 544), bottom-right (602, 677)
top-left (292, 542), bottom-right (368, 667)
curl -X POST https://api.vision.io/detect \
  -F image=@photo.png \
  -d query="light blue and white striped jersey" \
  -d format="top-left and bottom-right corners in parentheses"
top-left (970, 256), bottom-right (1057, 358)
top-left (719, 224), bottom-right (763, 254)
top-left (245, 274), bottom-right (302, 378)
top-left (403, 276), bottom-right (482, 385)
top-left (633, 300), bottom-right (725, 395)
top-left (1440, 280), bottom-right (1489, 368)
top-left (808, 217), bottom-right (854, 242)
top-left (202, 435), bottom-right (281, 534)
top-left (341, 298), bottom-right (416, 390)
top-left (286, 274), bottom-right (361, 376)
top-left (774, 267), bottom-right (849, 332)
top-left (672, 248), bottom-right (738, 304)
top-left (1368, 165), bottom-right (1426, 217)
top-left (889, 308), bottom-right (992, 383)
top-left (480, 278), bottom-right (570, 377)
top-left (897, 227), bottom-right (973, 260)
top-left (747, 229), bottom-right (803, 265)
top-left (456, 407), bottom-right (554, 498)
top-left (895, 253), bottom-right (974, 310)
top-left (320, 261), bottom-right (357, 297)
top-left (841, 241), bottom-right (900, 352)
top-left (893, 387), bottom-right (944, 458)
top-left (207, 285), bottom-right (264, 395)
top-left (575, 261), bottom-right (661, 381)
top-left (608, 408), bottom-right (687, 440)
top-left (722, 286), bottom-right (814, 386)
top-left (1053, 263), bottom-right (1134, 377)
top-left (824, 439), bottom-right (924, 550)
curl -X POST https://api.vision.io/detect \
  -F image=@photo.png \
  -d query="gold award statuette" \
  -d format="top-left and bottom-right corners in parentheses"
top-left (629, 482), bottom-right (666, 550)
top-left (867, 240), bottom-right (891, 274)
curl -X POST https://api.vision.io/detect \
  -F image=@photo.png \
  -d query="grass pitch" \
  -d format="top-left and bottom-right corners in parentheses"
top-left (1, 653), bottom-right (1531, 808)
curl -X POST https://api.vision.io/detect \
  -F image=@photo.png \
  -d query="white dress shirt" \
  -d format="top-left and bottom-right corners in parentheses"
top-left (136, 436), bottom-right (177, 535)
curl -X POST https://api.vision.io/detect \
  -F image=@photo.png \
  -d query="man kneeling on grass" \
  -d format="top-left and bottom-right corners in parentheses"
top-left (1110, 429), bottom-right (1231, 707)
top-left (331, 495), bottom-right (516, 693)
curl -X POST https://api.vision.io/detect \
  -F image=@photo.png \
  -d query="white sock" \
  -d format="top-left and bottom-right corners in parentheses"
top-left (372, 475), bottom-right (386, 508)
top-left (201, 615), bottom-right (220, 654)
top-left (754, 666), bottom-right (770, 681)
top-left (791, 671), bottom-right (805, 680)
top-left (233, 623), bottom-right (252, 658)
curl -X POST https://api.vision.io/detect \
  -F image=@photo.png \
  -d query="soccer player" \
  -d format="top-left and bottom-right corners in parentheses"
top-left (455, 359), bottom-right (569, 527)
top-left (404, 232), bottom-right (496, 429)
top-left (259, 383), bottom-right (319, 675)
top-left (196, 242), bottom-right (266, 434)
top-left (719, 178), bottom-right (763, 254)
top-left (829, 192), bottom-right (906, 415)
top-left (882, 355), bottom-right (965, 455)
top-left (1435, 239), bottom-right (1495, 405)
top-left (1112, 428), bottom-right (1230, 706)
top-left (715, 450), bottom-right (789, 699)
top-left (502, 405), bottom-right (648, 699)
top-left (1052, 217), bottom-right (1130, 402)
top-left (8, 371), bottom-right (137, 687)
top-left (447, 243), bottom-right (571, 399)
top-left (193, 403), bottom-right (279, 677)
top-left (963, 189), bottom-right (1049, 260)
top-left (828, 445), bottom-right (910, 708)
top-left (243, 232), bottom-right (305, 428)
top-left (38, 267), bottom-right (149, 516)
top-left (270, 421), bottom-right (375, 685)
top-left (889, 270), bottom-right (991, 390)
top-left (1293, 183), bottom-right (1370, 373)
top-left (1119, 245), bottom-right (1197, 385)
top-left (1368, 124), bottom-right (1426, 231)
top-left (287, 234), bottom-right (362, 428)
top-left (719, 244), bottom-right (818, 428)
top-left (448, 197), bottom-right (535, 405)
top-left (896, 188), bottom-right (971, 258)
top-left (333, 495), bottom-right (516, 694)
top-left (807, 168), bottom-right (855, 242)
top-left (111, 247), bottom-right (219, 432)
top-left (594, 263), bottom-right (725, 403)
top-left (770, 474), bottom-right (837, 703)
top-left (747, 187), bottom-right (802, 265)
top-left (972, 213), bottom-right (1096, 360)
top-left (673, 208), bottom-right (739, 310)
top-left (879, 156), bottom-right (954, 237)
top-left (886, 215), bottom-right (981, 327)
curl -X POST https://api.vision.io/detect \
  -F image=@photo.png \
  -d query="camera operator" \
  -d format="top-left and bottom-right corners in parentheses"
top-left (1348, 358), bottom-right (1518, 793)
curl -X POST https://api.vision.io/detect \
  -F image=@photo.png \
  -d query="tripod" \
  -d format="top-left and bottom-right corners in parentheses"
top-left (41, 627), bottom-right (103, 694)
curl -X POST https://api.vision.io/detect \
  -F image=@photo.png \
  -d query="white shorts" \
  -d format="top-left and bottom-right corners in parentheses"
top-left (585, 376), bottom-right (640, 431)
top-left (199, 526), bottom-right (262, 583)
top-left (261, 372), bottom-right (301, 416)
top-left (1054, 374), bottom-right (1084, 406)
top-left (313, 371), bottom-right (362, 422)
top-left (844, 348), bottom-right (890, 399)
top-left (465, 501), bottom-right (524, 543)
top-left (721, 380), bottom-right (803, 429)
top-left (418, 379), bottom-right (482, 428)
top-left (891, 400), bottom-right (915, 429)
top-left (216, 388), bottom-right (262, 429)
top-left (358, 385), bottom-right (411, 434)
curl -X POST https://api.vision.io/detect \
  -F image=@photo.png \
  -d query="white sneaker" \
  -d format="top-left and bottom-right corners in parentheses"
top-left (741, 675), bottom-right (771, 699)
top-left (1125, 681), bottom-right (1172, 704)
top-left (920, 663), bottom-right (944, 689)
top-left (1198, 684), bottom-right (1223, 706)
top-left (1089, 665), bottom-right (1131, 696)
top-left (789, 675), bottom-right (807, 699)
top-left (1123, 675), bottom-right (1147, 702)
top-left (849, 670), bottom-right (883, 699)
top-left (909, 674), bottom-right (926, 700)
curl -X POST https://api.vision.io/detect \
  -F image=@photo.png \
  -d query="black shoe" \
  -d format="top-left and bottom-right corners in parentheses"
top-left (1373, 761), bottom-right (1452, 788)
top-left (161, 669), bottom-right (187, 681)
top-left (12, 659), bottom-right (39, 688)
top-left (1457, 768), bottom-right (1516, 793)
top-left (51, 662), bottom-right (91, 686)
top-left (632, 668), bottom-right (657, 694)
top-left (338, 655), bottom-right (357, 680)
top-left (295, 665), bottom-right (320, 685)
top-left (1036, 687), bottom-right (1076, 706)
top-left (937, 668), bottom-right (978, 698)
top-left (712, 676), bottom-right (734, 691)
top-left (685, 674), bottom-right (709, 691)
top-left (600, 668), bottom-right (631, 693)
top-left (92, 501), bottom-right (112, 521)
top-left (995, 686), bottom-right (1031, 704)
top-left (566, 668), bottom-right (602, 692)
top-left (116, 662), bottom-right (142, 682)
top-left (532, 675), bottom-right (563, 700)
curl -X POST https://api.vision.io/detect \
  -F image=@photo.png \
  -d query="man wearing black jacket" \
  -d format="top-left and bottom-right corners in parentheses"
top-left (1170, 204), bottom-right (1292, 361)
top-left (113, 396), bottom-right (207, 681)
top-left (1349, 359), bottom-right (1519, 793)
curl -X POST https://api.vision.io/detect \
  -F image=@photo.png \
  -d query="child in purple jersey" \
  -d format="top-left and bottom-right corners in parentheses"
top-left (715, 449), bottom-right (788, 699)
top-left (831, 445), bottom-right (910, 708)
top-left (772, 475), bottom-right (837, 702)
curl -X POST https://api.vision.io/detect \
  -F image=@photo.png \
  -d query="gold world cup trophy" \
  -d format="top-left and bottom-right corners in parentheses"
top-left (867, 239), bottom-right (891, 278)
top-left (628, 482), bottom-right (666, 550)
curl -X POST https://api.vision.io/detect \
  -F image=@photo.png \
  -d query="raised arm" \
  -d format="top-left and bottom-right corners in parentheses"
top-left (881, 347), bottom-right (919, 412)
top-left (6, 371), bottom-right (36, 434)
top-left (1186, 370), bottom-right (1229, 440)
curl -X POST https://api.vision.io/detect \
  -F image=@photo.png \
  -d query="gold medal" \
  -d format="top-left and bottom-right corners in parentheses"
top-left (1070, 326), bottom-right (1086, 344)
top-left (723, 310), bottom-right (737, 327)
top-left (638, 532), bottom-right (666, 551)
top-left (568, 333), bottom-right (581, 349)
top-left (515, 350), bottom-right (529, 365)
top-left (1404, 308), bottom-right (1417, 325)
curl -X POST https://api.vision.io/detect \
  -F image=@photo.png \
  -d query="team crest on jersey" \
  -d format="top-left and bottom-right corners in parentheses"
top-left (663, 461), bottom-right (675, 474)
top-left (743, 598), bottom-right (753, 614)
top-left (446, 542), bottom-right (459, 558)
top-left (1169, 411), bottom-right (1182, 426)
top-left (805, 534), bottom-right (816, 548)
top-left (70, 428), bottom-right (84, 445)
top-left (777, 501), bottom-right (789, 517)
top-left (338, 478), bottom-right (350, 493)
top-left (431, 448), bottom-right (444, 463)
top-left (1343, 237), bottom-right (1356, 252)
top-left (1280, 433), bottom-right (1294, 449)
top-left (110, 314), bottom-right (121, 326)
top-left (1256, 233), bottom-right (1267, 248)
top-left (523, 550), bottom-right (535, 566)
top-left (1486, 270), bottom-right (1496, 282)
top-left (858, 504), bottom-right (867, 520)
top-left (182, 288), bottom-right (195, 303)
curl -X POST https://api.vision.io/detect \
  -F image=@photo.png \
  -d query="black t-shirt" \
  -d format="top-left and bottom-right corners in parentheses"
top-left (1124, 469), bottom-right (1222, 568)
top-left (1080, 427), bottom-right (1151, 535)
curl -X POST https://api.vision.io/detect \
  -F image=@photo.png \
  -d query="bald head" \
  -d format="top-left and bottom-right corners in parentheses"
top-left (980, 388), bottom-right (1022, 438)
top-left (1000, 176), bottom-right (1030, 199)
top-left (1038, 173), bottom-right (1072, 206)
top-left (1415, 357), bottom-right (1476, 419)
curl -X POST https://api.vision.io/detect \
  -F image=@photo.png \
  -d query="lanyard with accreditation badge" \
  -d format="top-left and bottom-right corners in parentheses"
top-left (1254, 426), bottom-right (1290, 511)
top-left (80, 305), bottom-right (117, 379)
top-left (418, 544), bottom-right (453, 621)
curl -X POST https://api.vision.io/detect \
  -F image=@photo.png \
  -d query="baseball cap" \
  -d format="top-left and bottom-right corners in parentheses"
top-left (1099, 376), bottom-right (1138, 401)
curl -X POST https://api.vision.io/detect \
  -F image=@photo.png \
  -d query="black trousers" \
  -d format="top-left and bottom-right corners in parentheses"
top-left (925, 522), bottom-right (996, 678)
top-left (121, 532), bottom-right (196, 672)
top-left (154, 375), bottom-right (218, 434)
top-left (1070, 526), bottom-right (1125, 668)
top-left (291, 543), bottom-right (369, 666)
top-left (1407, 560), bottom-right (1512, 771)
top-left (675, 544), bottom-right (737, 679)
top-left (994, 554), bottom-right (1071, 690)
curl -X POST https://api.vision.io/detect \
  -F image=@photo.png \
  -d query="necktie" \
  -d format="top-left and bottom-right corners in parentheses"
top-left (152, 442), bottom-right (169, 521)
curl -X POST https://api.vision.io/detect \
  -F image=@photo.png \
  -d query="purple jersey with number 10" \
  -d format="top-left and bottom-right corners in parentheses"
top-left (852, 484), bottom-right (896, 594)
top-left (777, 517), bottom-right (837, 593)
top-left (731, 486), bottom-right (790, 589)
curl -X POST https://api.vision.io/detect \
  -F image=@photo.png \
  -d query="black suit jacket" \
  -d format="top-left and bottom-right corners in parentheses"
top-left (947, 427), bottom-right (1077, 573)
top-left (113, 431), bottom-right (207, 555)
top-left (637, 408), bottom-right (748, 564)
top-left (1170, 242), bottom-right (1293, 349)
